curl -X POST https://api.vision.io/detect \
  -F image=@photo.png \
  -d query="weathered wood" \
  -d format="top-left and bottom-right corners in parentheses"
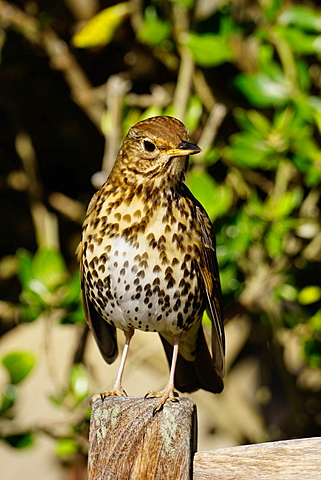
top-left (88, 396), bottom-right (197, 480)
top-left (193, 437), bottom-right (321, 480)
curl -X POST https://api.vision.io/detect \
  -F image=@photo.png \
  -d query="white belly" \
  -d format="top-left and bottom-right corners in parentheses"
top-left (85, 235), bottom-right (204, 335)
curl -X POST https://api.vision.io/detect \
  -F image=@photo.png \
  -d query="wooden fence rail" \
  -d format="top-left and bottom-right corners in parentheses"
top-left (88, 396), bottom-right (321, 480)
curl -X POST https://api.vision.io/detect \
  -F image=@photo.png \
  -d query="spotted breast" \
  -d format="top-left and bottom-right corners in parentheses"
top-left (82, 183), bottom-right (206, 359)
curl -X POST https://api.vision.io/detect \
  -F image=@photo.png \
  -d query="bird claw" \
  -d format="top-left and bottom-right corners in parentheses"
top-left (145, 388), bottom-right (179, 414)
top-left (90, 387), bottom-right (127, 405)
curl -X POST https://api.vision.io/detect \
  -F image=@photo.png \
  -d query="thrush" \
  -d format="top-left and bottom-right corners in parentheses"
top-left (77, 116), bottom-right (225, 413)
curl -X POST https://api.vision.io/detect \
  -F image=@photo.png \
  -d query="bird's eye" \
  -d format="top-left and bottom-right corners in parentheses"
top-left (143, 140), bottom-right (156, 152)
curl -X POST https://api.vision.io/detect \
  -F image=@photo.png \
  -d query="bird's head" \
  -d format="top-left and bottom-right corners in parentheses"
top-left (111, 116), bottom-right (201, 187)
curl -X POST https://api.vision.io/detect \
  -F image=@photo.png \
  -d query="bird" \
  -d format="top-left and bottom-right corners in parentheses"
top-left (77, 115), bottom-right (225, 413)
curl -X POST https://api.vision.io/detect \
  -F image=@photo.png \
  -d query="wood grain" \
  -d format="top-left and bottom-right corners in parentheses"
top-left (88, 396), bottom-right (197, 480)
top-left (193, 436), bottom-right (321, 480)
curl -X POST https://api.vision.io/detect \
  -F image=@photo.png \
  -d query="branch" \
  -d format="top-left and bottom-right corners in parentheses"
top-left (0, 0), bottom-right (103, 130)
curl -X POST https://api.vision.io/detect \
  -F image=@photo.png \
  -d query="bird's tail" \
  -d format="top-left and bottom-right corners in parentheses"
top-left (159, 326), bottom-right (224, 394)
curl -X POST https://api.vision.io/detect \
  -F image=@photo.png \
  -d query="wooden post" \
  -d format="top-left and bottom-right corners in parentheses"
top-left (193, 437), bottom-right (321, 480)
top-left (88, 396), bottom-right (197, 480)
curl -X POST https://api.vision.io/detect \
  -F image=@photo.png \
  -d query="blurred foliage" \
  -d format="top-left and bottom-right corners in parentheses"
top-left (1, 0), bottom-right (321, 477)
top-left (17, 247), bottom-right (82, 324)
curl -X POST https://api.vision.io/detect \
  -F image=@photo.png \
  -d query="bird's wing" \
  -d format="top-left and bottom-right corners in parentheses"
top-left (195, 202), bottom-right (225, 378)
top-left (77, 242), bottom-right (118, 365)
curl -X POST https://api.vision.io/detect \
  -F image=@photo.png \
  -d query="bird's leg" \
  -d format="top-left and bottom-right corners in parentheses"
top-left (110, 328), bottom-right (134, 395)
top-left (92, 328), bottom-right (134, 403)
top-left (145, 335), bottom-right (180, 414)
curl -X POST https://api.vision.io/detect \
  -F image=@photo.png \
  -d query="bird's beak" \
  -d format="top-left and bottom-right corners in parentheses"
top-left (161, 141), bottom-right (202, 157)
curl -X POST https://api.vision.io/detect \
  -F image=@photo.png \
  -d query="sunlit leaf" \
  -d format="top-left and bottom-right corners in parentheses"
top-left (266, 188), bottom-right (303, 219)
top-left (184, 95), bottom-right (203, 132)
top-left (278, 284), bottom-right (298, 302)
top-left (137, 7), bottom-right (171, 46)
top-left (265, 224), bottom-right (283, 257)
top-left (310, 310), bottom-right (321, 331)
top-left (185, 33), bottom-right (233, 67)
top-left (171, 0), bottom-right (195, 8)
top-left (235, 73), bottom-right (289, 107)
top-left (72, 3), bottom-right (131, 48)
top-left (278, 6), bottom-right (321, 32)
top-left (70, 364), bottom-right (90, 401)
top-left (298, 286), bottom-right (321, 305)
top-left (187, 169), bottom-right (217, 219)
top-left (187, 169), bottom-right (233, 220)
top-left (55, 438), bottom-right (79, 457)
top-left (277, 26), bottom-right (321, 55)
top-left (273, 106), bottom-right (296, 134)
top-left (262, 0), bottom-right (282, 22)
top-left (2, 352), bottom-right (36, 385)
top-left (32, 248), bottom-right (67, 292)
top-left (245, 110), bottom-right (272, 135)
top-left (226, 132), bottom-right (278, 169)
top-left (307, 96), bottom-right (321, 134)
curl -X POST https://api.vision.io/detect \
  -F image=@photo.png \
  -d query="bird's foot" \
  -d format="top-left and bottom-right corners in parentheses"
top-left (145, 387), bottom-right (179, 415)
top-left (90, 386), bottom-right (127, 404)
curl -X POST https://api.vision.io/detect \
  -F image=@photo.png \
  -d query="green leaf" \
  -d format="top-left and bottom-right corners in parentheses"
top-left (262, 0), bottom-right (282, 22)
top-left (187, 169), bottom-right (233, 220)
top-left (70, 364), bottom-right (90, 401)
top-left (296, 58), bottom-right (311, 92)
top-left (16, 249), bottom-right (33, 290)
top-left (266, 188), bottom-right (303, 219)
top-left (187, 169), bottom-right (217, 219)
top-left (171, 0), bottom-right (195, 9)
top-left (0, 384), bottom-right (18, 412)
top-left (17, 247), bottom-right (68, 305)
top-left (307, 168), bottom-right (321, 187)
top-left (278, 6), bottom-right (321, 32)
top-left (72, 3), bottom-right (131, 48)
top-left (277, 26), bottom-right (321, 55)
top-left (60, 271), bottom-right (81, 306)
top-left (265, 224), bottom-right (283, 257)
top-left (298, 286), bottom-right (321, 305)
top-left (308, 96), bottom-right (321, 133)
top-left (227, 132), bottom-right (278, 169)
top-left (304, 338), bottom-right (321, 368)
top-left (310, 310), bottom-right (321, 331)
top-left (4, 432), bottom-right (34, 449)
top-left (137, 7), bottom-right (171, 46)
top-left (210, 184), bottom-right (234, 221)
top-left (55, 438), bottom-right (79, 457)
top-left (184, 95), bottom-right (203, 132)
top-left (32, 247), bottom-right (67, 292)
top-left (273, 106), bottom-right (296, 134)
top-left (234, 73), bottom-right (289, 107)
top-left (264, 219), bottom-right (297, 257)
top-left (244, 110), bottom-right (272, 135)
top-left (184, 33), bottom-right (233, 67)
top-left (18, 303), bottom-right (42, 323)
top-left (244, 195), bottom-right (265, 219)
top-left (61, 305), bottom-right (85, 324)
top-left (2, 352), bottom-right (36, 384)
top-left (278, 284), bottom-right (298, 302)
top-left (219, 264), bottom-right (239, 295)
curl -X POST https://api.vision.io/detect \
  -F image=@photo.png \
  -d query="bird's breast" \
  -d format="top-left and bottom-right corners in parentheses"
top-left (82, 190), bottom-right (205, 336)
